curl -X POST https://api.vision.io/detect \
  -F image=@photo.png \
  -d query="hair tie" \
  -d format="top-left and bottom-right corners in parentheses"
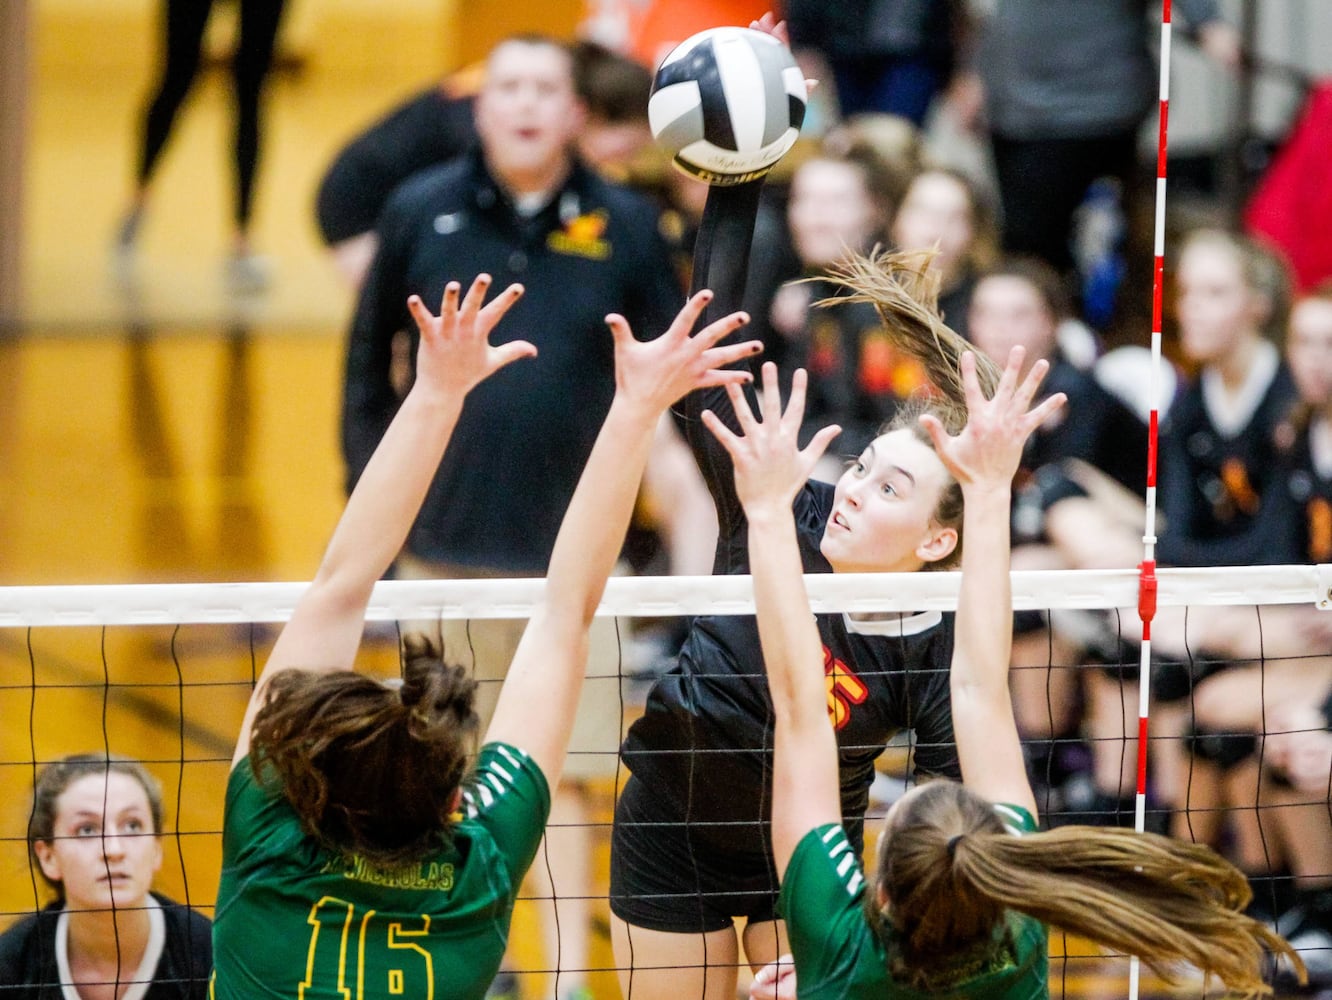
top-left (946, 834), bottom-right (964, 859)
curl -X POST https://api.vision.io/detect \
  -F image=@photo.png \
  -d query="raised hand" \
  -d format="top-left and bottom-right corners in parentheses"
top-left (749, 11), bottom-right (790, 47)
top-left (920, 346), bottom-right (1066, 493)
top-left (701, 362), bottom-right (841, 516)
top-left (604, 289), bottom-right (762, 414)
top-left (406, 273), bottom-right (534, 401)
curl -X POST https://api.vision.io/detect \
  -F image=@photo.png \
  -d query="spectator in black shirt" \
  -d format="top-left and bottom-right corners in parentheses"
top-left (0, 755), bottom-right (212, 1000)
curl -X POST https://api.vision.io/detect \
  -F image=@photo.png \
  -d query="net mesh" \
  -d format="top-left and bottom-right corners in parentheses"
top-left (3, 567), bottom-right (1329, 999)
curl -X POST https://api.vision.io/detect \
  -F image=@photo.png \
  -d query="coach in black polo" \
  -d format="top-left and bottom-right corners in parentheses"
top-left (343, 35), bottom-right (679, 578)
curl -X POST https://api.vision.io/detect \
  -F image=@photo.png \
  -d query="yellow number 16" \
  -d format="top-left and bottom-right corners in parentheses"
top-left (298, 896), bottom-right (434, 1000)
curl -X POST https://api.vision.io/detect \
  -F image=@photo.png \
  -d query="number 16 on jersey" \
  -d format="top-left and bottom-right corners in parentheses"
top-left (300, 896), bottom-right (434, 1000)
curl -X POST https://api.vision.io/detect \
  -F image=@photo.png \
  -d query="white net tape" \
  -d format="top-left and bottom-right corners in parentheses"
top-left (3, 563), bottom-right (1330, 625)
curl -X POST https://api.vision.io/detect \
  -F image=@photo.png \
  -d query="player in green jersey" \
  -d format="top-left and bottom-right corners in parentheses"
top-left (210, 273), bottom-right (760, 1000)
top-left (702, 257), bottom-right (1305, 1000)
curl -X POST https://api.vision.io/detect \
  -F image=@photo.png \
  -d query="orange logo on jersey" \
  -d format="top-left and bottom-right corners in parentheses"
top-left (1219, 458), bottom-right (1261, 516)
top-left (857, 327), bottom-right (933, 398)
top-left (808, 317), bottom-right (841, 377)
top-left (548, 211), bottom-right (611, 260)
top-left (824, 647), bottom-right (868, 730)
top-left (1309, 497), bottom-right (1332, 562)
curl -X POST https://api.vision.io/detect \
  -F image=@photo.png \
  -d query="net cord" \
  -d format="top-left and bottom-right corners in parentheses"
top-left (0, 564), bottom-right (1329, 626)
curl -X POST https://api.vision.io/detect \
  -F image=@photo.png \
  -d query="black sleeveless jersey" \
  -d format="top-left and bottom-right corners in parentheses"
top-left (620, 378), bottom-right (959, 857)
top-left (1156, 361), bottom-right (1298, 566)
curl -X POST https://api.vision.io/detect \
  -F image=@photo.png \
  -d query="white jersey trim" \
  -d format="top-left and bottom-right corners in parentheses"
top-left (842, 610), bottom-right (942, 638)
top-left (56, 894), bottom-right (164, 1000)
top-left (1201, 340), bottom-right (1279, 439)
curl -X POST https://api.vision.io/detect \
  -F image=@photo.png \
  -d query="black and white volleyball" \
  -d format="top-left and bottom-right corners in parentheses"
top-left (648, 27), bottom-right (806, 186)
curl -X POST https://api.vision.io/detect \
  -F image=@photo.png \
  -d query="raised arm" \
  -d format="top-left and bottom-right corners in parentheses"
top-left (234, 275), bottom-right (533, 768)
top-left (920, 347), bottom-right (1065, 817)
top-left (680, 180), bottom-right (769, 548)
top-left (701, 364), bottom-right (842, 877)
top-left (485, 293), bottom-right (762, 786)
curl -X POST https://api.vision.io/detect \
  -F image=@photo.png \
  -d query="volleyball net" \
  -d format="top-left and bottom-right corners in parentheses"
top-left (2, 565), bottom-right (1330, 998)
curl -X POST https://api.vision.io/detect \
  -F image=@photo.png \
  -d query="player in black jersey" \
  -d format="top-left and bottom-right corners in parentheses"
top-left (608, 127), bottom-right (1023, 996)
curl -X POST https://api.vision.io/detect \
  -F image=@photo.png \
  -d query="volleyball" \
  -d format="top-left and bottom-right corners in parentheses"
top-left (648, 27), bottom-right (806, 186)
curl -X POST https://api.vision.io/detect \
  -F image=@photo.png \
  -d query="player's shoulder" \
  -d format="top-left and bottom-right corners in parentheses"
top-left (156, 893), bottom-right (214, 933)
top-left (381, 158), bottom-right (474, 220)
top-left (0, 906), bottom-right (48, 978)
top-left (798, 479), bottom-right (836, 528)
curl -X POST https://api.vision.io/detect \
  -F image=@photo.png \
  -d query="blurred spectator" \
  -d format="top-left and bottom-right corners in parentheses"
top-left (822, 112), bottom-right (926, 210)
top-left (968, 259), bottom-right (1146, 505)
top-left (0, 755), bottom-right (212, 999)
top-left (340, 36), bottom-right (680, 1000)
top-left (1246, 83), bottom-right (1332, 295)
top-left (769, 151), bottom-right (924, 469)
top-left (1155, 229), bottom-right (1296, 567)
top-left (316, 41), bottom-right (655, 289)
top-left (1035, 230), bottom-right (1299, 834)
top-left (116, 0), bottom-right (289, 291)
top-left (1183, 665), bottom-right (1332, 993)
top-left (955, 0), bottom-right (1240, 285)
top-left (889, 167), bottom-right (997, 339)
top-left (787, 0), bottom-right (961, 125)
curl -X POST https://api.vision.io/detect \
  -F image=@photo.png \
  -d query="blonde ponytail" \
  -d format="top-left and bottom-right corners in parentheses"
top-left (877, 782), bottom-right (1305, 999)
top-left (816, 246), bottom-right (1002, 432)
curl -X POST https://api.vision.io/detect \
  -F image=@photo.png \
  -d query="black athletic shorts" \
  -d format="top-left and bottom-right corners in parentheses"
top-left (609, 774), bottom-right (781, 933)
top-left (1096, 643), bottom-right (1231, 703)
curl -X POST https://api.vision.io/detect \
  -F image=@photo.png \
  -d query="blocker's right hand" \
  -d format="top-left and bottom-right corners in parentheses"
top-left (604, 289), bottom-right (762, 416)
top-left (406, 273), bottom-right (534, 402)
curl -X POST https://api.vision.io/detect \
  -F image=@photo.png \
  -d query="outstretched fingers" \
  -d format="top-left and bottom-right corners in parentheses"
top-left (604, 312), bottom-right (634, 352)
top-left (476, 280), bottom-right (525, 334)
top-left (700, 406), bottom-right (743, 456)
top-left (957, 349), bottom-right (989, 416)
top-left (782, 366), bottom-right (814, 435)
top-left (918, 411), bottom-right (950, 457)
top-left (723, 379), bottom-right (762, 436)
top-left (666, 289), bottom-right (715, 343)
top-left (988, 345), bottom-right (1023, 406)
top-left (1024, 391), bottom-right (1068, 430)
top-left (1010, 356), bottom-right (1051, 415)
top-left (755, 361), bottom-right (784, 425)
top-left (802, 422), bottom-right (843, 467)
top-left (457, 272), bottom-right (492, 327)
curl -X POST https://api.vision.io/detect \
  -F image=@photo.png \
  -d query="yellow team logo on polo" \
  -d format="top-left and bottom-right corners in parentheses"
top-left (549, 211), bottom-right (611, 260)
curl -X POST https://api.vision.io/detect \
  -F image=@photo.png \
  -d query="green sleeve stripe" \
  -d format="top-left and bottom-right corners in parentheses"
top-left (993, 802), bottom-right (1036, 834)
top-left (462, 744), bottom-right (534, 818)
top-left (814, 826), bottom-right (865, 897)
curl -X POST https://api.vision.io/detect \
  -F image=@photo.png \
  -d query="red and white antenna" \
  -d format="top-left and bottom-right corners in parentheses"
top-left (1130, 2), bottom-right (1174, 998)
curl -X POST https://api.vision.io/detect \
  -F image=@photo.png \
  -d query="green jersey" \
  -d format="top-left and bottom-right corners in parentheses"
top-left (781, 803), bottom-right (1047, 1000)
top-left (211, 742), bottom-right (550, 1000)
